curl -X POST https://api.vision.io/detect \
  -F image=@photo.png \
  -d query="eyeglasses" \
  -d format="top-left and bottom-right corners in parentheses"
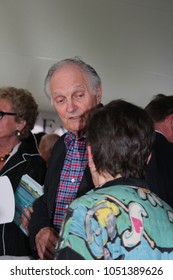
top-left (0, 111), bottom-right (17, 120)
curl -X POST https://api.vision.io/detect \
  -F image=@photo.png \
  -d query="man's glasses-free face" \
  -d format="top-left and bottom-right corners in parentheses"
top-left (0, 111), bottom-right (17, 120)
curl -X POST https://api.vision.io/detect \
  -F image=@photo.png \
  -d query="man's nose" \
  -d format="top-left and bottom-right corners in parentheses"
top-left (66, 99), bottom-right (77, 112)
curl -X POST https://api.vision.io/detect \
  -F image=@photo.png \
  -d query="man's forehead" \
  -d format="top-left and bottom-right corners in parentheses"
top-left (54, 63), bottom-right (83, 77)
top-left (51, 82), bottom-right (89, 95)
top-left (51, 83), bottom-right (88, 97)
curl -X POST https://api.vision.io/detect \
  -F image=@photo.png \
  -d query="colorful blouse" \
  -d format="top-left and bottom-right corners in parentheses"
top-left (55, 177), bottom-right (173, 260)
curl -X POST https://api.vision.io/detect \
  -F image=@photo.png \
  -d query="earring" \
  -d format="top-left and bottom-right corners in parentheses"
top-left (17, 130), bottom-right (21, 137)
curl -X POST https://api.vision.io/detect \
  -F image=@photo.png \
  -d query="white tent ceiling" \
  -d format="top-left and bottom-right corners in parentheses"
top-left (0, 0), bottom-right (173, 113)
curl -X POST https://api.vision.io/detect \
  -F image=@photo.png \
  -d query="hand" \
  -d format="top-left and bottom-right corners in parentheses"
top-left (21, 206), bottom-right (33, 235)
top-left (35, 227), bottom-right (58, 260)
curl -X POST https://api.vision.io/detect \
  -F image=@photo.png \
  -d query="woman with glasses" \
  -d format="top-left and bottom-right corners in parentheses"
top-left (0, 87), bottom-right (46, 258)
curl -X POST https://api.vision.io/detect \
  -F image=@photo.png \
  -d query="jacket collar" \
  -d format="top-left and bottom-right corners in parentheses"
top-left (0, 132), bottom-right (40, 175)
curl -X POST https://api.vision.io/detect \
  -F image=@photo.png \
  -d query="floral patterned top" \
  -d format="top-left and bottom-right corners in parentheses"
top-left (55, 177), bottom-right (173, 260)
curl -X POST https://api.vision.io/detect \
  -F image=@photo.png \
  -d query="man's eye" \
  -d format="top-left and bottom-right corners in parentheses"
top-left (56, 98), bottom-right (65, 104)
top-left (74, 93), bottom-right (84, 99)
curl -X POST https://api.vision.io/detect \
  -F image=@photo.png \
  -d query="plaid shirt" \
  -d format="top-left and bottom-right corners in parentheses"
top-left (53, 131), bottom-right (88, 231)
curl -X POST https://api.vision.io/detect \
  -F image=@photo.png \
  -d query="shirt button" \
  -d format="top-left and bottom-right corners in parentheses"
top-left (71, 178), bottom-right (75, 183)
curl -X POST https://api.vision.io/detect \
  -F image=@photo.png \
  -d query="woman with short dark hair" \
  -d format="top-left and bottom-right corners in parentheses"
top-left (55, 100), bottom-right (173, 260)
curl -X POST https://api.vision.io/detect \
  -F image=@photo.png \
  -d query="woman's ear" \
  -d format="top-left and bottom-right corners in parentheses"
top-left (87, 144), bottom-right (97, 173)
top-left (87, 145), bottom-right (95, 169)
top-left (16, 119), bottom-right (26, 132)
top-left (87, 144), bottom-right (99, 186)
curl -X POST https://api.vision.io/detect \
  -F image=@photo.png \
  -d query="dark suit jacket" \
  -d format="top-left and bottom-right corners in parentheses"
top-left (146, 132), bottom-right (173, 207)
top-left (29, 133), bottom-right (94, 255)
top-left (0, 132), bottom-right (46, 256)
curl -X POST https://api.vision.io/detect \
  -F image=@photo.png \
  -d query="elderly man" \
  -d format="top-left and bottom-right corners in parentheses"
top-left (29, 57), bottom-right (102, 259)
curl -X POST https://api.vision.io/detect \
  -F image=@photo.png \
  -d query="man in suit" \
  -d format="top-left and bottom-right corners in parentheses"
top-left (29, 57), bottom-right (102, 259)
top-left (145, 94), bottom-right (173, 207)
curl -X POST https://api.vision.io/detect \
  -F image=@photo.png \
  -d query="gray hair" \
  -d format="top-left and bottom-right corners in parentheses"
top-left (44, 57), bottom-right (102, 100)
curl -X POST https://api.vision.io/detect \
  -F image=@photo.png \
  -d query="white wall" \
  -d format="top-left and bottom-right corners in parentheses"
top-left (0, 0), bottom-right (173, 117)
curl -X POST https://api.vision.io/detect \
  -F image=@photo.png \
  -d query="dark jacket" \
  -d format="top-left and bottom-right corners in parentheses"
top-left (0, 132), bottom-right (47, 256)
top-left (146, 132), bottom-right (173, 207)
top-left (29, 133), bottom-right (94, 257)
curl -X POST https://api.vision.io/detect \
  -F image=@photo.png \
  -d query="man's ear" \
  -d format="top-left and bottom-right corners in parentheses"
top-left (96, 86), bottom-right (102, 104)
top-left (165, 114), bottom-right (173, 127)
top-left (169, 114), bottom-right (173, 128)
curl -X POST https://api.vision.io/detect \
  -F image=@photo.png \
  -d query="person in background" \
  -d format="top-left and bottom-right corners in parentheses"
top-left (0, 87), bottom-right (47, 257)
top-left (55, 99), bottom-right (173, 260)
top-left (39, 133), bottom-right (60, 164)
top-left (145, 94), bottom-right (173, 208)
top-left (29, 57), bottom-right (102, 259)
top-left (34, 132), bottom-right (46, 146)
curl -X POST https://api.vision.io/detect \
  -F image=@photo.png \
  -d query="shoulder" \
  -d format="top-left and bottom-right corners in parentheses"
top-left (19, 132), bottom-right (40, 155)
top-left (51, 133), bottom-right (66, 152)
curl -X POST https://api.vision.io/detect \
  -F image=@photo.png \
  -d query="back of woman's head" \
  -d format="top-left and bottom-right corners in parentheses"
top-left (87, 99), bottom-right (155, 179)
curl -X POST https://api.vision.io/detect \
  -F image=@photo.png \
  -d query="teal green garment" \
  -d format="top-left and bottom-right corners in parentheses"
top-left (55, 179), bottom-right (173, 260)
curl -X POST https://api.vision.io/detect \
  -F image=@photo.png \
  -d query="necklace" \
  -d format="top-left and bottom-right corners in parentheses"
top-left (0, 153), bottom-right (11, 162)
